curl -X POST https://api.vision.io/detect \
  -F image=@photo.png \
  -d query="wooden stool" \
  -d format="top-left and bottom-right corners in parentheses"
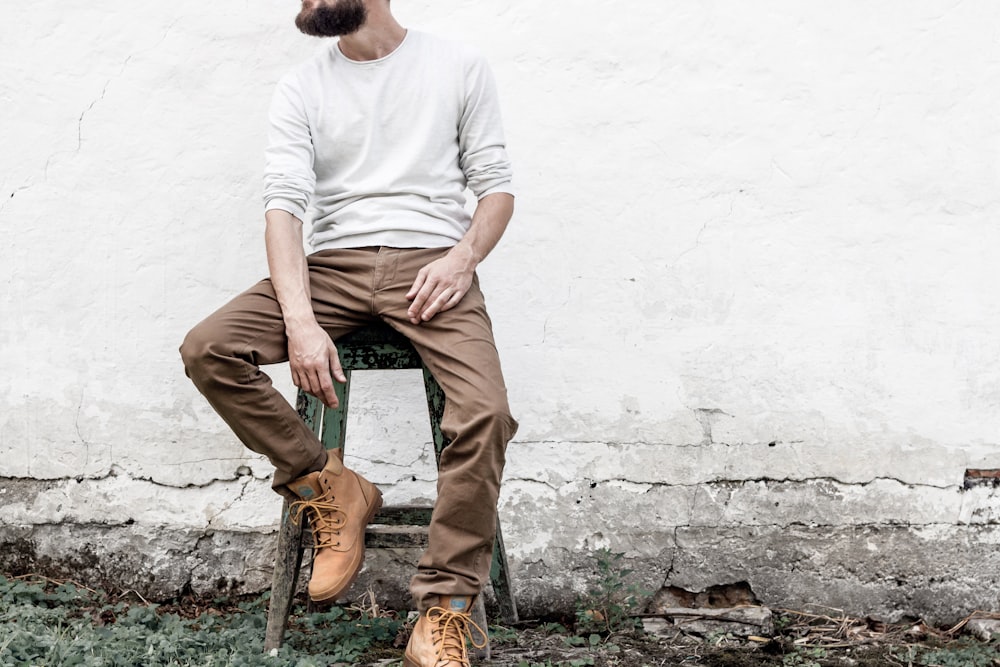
top-left (264, 323), bottom-right (518, 652)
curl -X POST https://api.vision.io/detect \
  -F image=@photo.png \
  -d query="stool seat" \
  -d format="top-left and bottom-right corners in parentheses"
top-left (264, 322), bottom-right (517, 653)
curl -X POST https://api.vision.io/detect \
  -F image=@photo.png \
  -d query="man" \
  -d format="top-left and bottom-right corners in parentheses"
top-left (179, 1), bottom-right (517, 665)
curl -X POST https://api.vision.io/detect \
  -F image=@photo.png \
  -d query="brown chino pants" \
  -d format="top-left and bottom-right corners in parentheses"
top-left (179, 247), bottom-right (517, 609)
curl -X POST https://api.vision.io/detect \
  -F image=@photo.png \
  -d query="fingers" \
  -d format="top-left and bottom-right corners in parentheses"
top-left (293, 367), bottom-right (338, 408)
top-left (406, 269), bottom-right (431, 323)
top-left (329, 341), bottom-right (347, 384)
top-left (406, 262), bottom-right (471, 323)
top-left (417, 286), bottom-right (465, 322)
top-left (313, 366), bottom-right (338, 408)
top-left (311, 343), bottom-right (345, 408)
top-left (407, 281), bottom-right (455, 323)
top-left (290, 339), bottom-right (346, 408)
top-left (405, 267), bottom-right (427, 301)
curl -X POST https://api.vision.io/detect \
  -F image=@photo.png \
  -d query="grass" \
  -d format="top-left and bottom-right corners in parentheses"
top-left (0, 575), bottom-right (402, 666)
top-left (1, 573), bottom-right (999, 666)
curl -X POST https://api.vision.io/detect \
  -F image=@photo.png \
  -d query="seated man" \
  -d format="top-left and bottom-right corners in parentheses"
top-left (179, 1), bottom-right (518, 665)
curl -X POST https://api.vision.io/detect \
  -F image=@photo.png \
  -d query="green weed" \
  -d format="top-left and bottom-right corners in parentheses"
top-left (780, 646), bottom-right (827, 667)
top-left (893, 637), bottom-right (1000, 666)
top-left (488, 623), bottom-right (520, 645)
top-left (517, 658), bottom-right (594, 667)
top-left (574, 548), bottom-right (646, 636)
top-left (0, 575), bottom-right (402, 666)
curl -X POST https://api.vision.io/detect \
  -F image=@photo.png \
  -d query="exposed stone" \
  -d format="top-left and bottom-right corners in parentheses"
top-left (965, 618), bottom-right (1000, 642)
top-left (643, 606), bottom-right (774, 638)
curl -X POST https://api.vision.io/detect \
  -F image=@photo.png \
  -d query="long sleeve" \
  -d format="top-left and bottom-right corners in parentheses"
top-left (263, 73), bottom-right (316, 219)
top-left (459, 55), bottom-right (514, 200)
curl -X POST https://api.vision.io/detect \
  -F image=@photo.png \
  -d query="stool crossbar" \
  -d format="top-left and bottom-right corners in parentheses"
top-left (264, 323), bottom-right (517, 651)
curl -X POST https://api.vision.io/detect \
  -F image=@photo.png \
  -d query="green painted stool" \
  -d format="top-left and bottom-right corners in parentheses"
top-left (264, 323), bottom-right (518, 651)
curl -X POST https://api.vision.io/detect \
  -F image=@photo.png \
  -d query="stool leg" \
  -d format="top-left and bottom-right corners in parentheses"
top-left (264, 389), bottom-right (323, 649)
top-left (319, 371), bottom-right (351, 459)
top-left (490, 521), bottom-right (519, 624)
top-left (421, 367), bottom-right (449, 462)
top-left (471, 594), bottom-right (491, 661)
top-left (264, 499), bottom-right (307, 650)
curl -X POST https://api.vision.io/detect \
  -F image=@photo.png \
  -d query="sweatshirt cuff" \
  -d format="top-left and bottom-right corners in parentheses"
top-left (477, 182), bottom-right (516, 200)
top-left (264, 197), bottom-right (307, 219)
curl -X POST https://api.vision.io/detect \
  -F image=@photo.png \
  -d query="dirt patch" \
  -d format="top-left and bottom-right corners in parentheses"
top-left (482, 624), bottom-right (908, 667)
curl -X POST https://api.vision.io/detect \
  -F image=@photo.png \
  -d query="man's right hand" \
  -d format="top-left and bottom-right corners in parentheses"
top-left (287, 321), bottom-right (346, 408)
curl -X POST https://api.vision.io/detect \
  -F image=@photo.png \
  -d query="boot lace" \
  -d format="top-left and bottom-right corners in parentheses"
top-left (426, 606), bottom-right (488, 666)
top-left (288, 492), bottom-right (348, 549)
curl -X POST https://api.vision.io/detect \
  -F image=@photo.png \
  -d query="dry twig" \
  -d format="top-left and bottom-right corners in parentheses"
top-left (12, 573), bottom-right (98, 595)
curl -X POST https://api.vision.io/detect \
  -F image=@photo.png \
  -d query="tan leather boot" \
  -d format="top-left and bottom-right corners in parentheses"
top-left (403, 595), bottom-right (487, 667)
top-left (287, 454), bottom-right (382, 603)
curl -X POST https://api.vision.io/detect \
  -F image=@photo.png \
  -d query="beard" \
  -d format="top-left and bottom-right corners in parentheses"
top-left (295, 0), bottom-right (368, 37)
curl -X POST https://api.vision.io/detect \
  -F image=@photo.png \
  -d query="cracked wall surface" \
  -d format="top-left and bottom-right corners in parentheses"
top-left (3, 1), bottom-right (1000, 625)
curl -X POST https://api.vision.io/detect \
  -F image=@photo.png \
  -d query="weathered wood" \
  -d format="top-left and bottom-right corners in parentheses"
top-left (422, 366), bottom-right (449, 463)
top-left (320, 370), bottom-right (350, 460)
top-left (472, 596), bottom-right (490, 662)
top-left (337, 325), bottom-right (424, 370)
top-left (491, 522), bottom-right (519, 623)
top-left (373, 505), bottom-right (434, 525)
top-left (365, 525), bottom-right (430, 549)
top-left (264, 498), bottom-right (306, 650)
top-left (296, 389), bottom-right (322, 435)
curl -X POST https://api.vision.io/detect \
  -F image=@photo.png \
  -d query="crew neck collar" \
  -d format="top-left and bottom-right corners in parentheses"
top-left (334, 29), bottom-right (411, 65)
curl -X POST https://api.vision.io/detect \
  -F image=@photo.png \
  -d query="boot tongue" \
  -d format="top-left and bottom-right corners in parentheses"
top-left (441, 596), bottom-right (472, 613)
top-left (322, 451), bottom-right (345, 475)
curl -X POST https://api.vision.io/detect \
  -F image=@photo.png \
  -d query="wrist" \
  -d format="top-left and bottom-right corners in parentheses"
top-left (450, 242), bottom-right (482, 270)
top-left (282, 311), bottom-right (319, 335)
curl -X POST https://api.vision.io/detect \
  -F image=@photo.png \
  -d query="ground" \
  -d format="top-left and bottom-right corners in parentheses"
top-left (437, 616), bottom-right (999, 667)
top-left (1, 574), bottom-right (998, 666)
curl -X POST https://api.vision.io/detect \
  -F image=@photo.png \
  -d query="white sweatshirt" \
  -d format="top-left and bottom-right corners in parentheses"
top-left (263, 30), bottom-right (514, 251)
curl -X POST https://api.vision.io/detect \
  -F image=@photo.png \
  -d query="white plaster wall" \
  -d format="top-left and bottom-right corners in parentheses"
top-left (2, 1), bottom-right (999, 619)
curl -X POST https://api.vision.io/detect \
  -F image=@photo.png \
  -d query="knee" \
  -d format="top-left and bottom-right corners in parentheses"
top-left (179, 322), bottom-right (217, 382)
top-left (483, 400), bottom-right (517, 440)
top-left (449, 393), bottom-right (518, 442)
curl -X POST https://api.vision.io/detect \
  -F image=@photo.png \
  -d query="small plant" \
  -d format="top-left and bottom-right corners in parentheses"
top-left (574, 548), bottom-right (646, 636)
top-left (561, 633), bottom-right (603, 648)
top-left (539, 621), bottom-right (570, 635)
top-left (900, 638), bottom-right (1000, 667)
top-left (518, 658), bottom-right (594, 667)
top-left (781, 646), bottom-right (827, 667)
top-left (289, 602), bottom-right (403, 661)
top-left (488, 623), bottom-right (520, 645)
top-left (707, 630), bottom-right (738, 646)
top-left (773, 612), bottom-right (795, 633)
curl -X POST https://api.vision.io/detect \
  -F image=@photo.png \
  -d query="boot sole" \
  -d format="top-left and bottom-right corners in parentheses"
top-left (402, 653), bottom-right (419, 667)
top-left (309, 488), bottom-right (383, 604)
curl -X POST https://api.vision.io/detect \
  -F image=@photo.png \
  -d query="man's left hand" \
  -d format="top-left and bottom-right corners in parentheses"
top-left (406, 248), bottom-right (476, 324)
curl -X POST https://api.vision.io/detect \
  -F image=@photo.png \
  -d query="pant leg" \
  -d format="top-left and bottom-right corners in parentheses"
top-left (179, 249), bottom-right (378, 493)
top-left (370, 247), bottom-right (518, 610)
